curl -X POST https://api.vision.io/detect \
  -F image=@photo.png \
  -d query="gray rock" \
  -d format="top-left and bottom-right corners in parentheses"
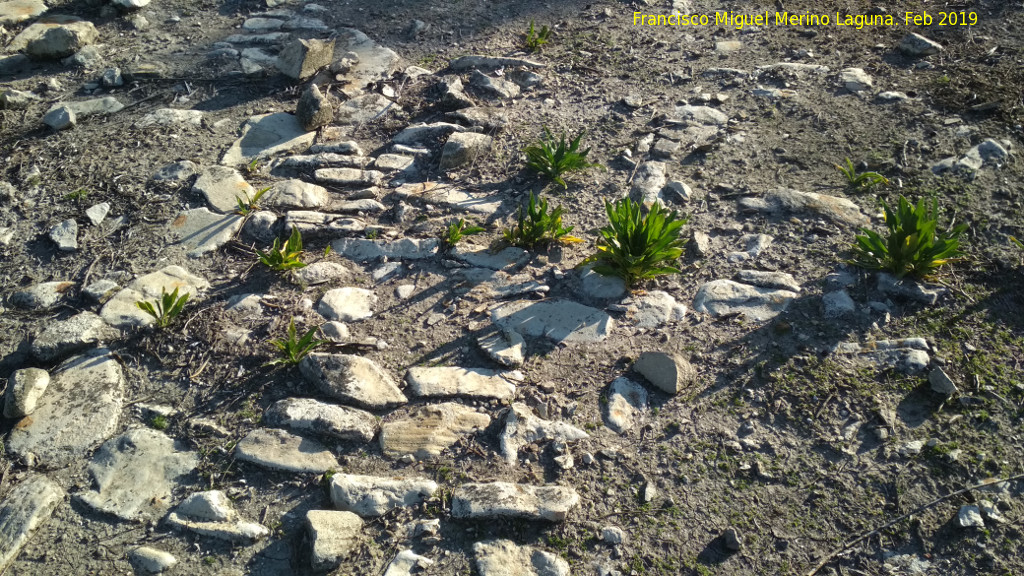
top-left (499, 403), bottom-right (589, 464)
top-left (877, 91), bottom-right (909, 102)
top-left (60, 44), bottom-right (102, 68)
top-left (446, 107), bottom-right (508, 131)
top-left (318, 287), bottom-right (377, 322)
top-left (633, 352), bottom-right (696, 395)
top-left (242, 17), bottom-right (282, 30)
top-left (723, 527), bottom-right (743, 551)
top-left (20, 18), bottom-right (98, 59)
top-left (605, 377), bottom-right (648, 433)
top-left (738, 188), bottom-right (869, 227)
top-left (373, 154), bottom-right (415, 172)
top-left (48, 218), bottom-right (78, 251)
top-left (176, 490), bottom-right (233, 522)
top-left (735, 270), bottom-right (801, 292)
top-left (477, 329), bottom-right (526, 368)
top-left (473, 539), bottom-right (570, 576)
top-left (274, 37), bottom-right (335, 79)
top-left (663, 180), bottom-right (693, 203)
top-left (629, 161), bottom-right (667, 207)
top-left (0, 54), bottom-right (31, 76)
top-left (491, 299), bottom-right (614, 343)
top-left (221, 113), bottom-right (316, 167)
top-left (292, 261), bottom-right (350, 286)
top-left (7, 348), bottom-right (125, 467)
top-left (0, 88), bottom-right (41, 109)
top-left (448, 246), bottom-right (528, 271)
top-left (167, 207), bottom-right (244, 257)
top-left (823, 290), bottom-right (856, 318)
top-left (877, 273), bottom-right (946, 305)
top-left (839, 67), bottom-right (873, 92)
top-left (167, 491), bottom-right (269, 544)
top-left (152, 160), bottom-right (199, 183)
top-left (404, 366), bottom-right (516, 400)
top-left (958, 505), bottom-right (984, 528)
top-left (507, 69), bottom-right (542, 90)
top-left (333, 28), bottom-right (400, 97)
top-left (580, 264), bottom-right (627, 300)
top-left (235, 428), bottom-right (340, 473)
top-left (129, 547), bottom-right (177, 574)
top-left (380, 402), bottom-right (491, 459)
top-left (469, 70), bottom-right (520, 99)
top-left (283, 16), bottom-right (328, 31)
top-left (833, 338), bottom-right (930, 374)
top-left (31, 311), bottom-right (117, 361)
top-left (693, 279), bottom-right (798, 321)
top-left (262, 179), bottom-right (329, 209)
top-left (615, 291), bottom-right (687, 328)
top-left (46, 97), bottom-right (123, 122)
top-left (3, 368), bottom-right (49, 419)
top-left (100, 67), bottom-right (123, 87)
top-left (929, 367), bottom-right (958, 395)
top-left (82, 279), bottom-right (119, 303)
top-left (192, 166), bottom-right (254, 213)
top-left (393, 181), bottom-right (504, 215)
top-left (439, 132), bottom-right (492, 170)
top-left (458, 269), bottom-right (549, 299)
top-left (335, 93), bottom-right (398, 124)
top-left (42, 105), bottom-right (75, 130)
top-left (242, 210), bottom-right (279, 244)
top-left (85, 202), bottom-right (110, 226)
top-left (285, 211), bottom-right (365, 238)
top-left (371, 262), bottom-right (403, 283)
top-left (77, 428), bottom-right (198, 520)
top-left (0, 0), bottom-right (46, 25)
top-left (0, 475), bottom-right (65, 574)
top-left (307, 510), bottom-right (363, 571)
top-left (900, 33), bottom-right (943, 57)
top-left (392, 122), bottom-right (466, 145)
top-left (10, 281), bottom-right (75, 310)
top-left (297, 84), bottom-right (334, 131)
top-left (331, 237), bottom-right (438, 261)
top-left (449, 55), bottom-right (545, 71)
top-left (383, 550), bottom-right (434, 576)
top-left (452, 483), bottom-right (579, 522)
top-left (438, 77), bottom-right (474, 110)
top-left (330, 474), bottom-right (437, 517)
top-left (100, 265), bottom-right (210, 328)
top-left (137, 109), bottom-right (205, 129)
top-left (265, 397), bottom-right (377, 442)
top-left (727, 233), bottom-right (773, 262)
top-left (690, 231), bottom-right (712, 257)
top-left (674, 105), bottom-right (728, 126)
top-left (315, 167), bottom-right (384, 186)
top-left (300, 353), bottom-right (408, 409)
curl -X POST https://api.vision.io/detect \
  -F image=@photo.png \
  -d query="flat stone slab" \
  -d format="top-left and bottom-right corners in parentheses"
top-left (31, 311), bottom-right (118, 361)
top-left (335, 27), bottom-right (400, 97)
top-left (221, 112), bottom-right (316, 166)
top-left (318, 287), bottom-right (377, 322)
top-left (491, 299), bottom-right (613, 343)
top-left (614, 291), bottom-right (687, 328)
top-left (167, 491), bottom-right (269, 544)
top-left (393, 182), bottom-right (504, 215)
top-left (738, 188), bottom-right (869, 227)
top-left (100, 265), bottom-right (210, 328)
top-left (300, 353), bottom-right (408, 410)
top-left (10, 281), bottom-right (75, 310)
top-left (265, 398), bottom-right (377, 442)
top-left (77, 428), bottom-right (198, 520)
top-left (264, 179), bottom-right (329, 209)
top-left (580, 264), bottom-right (627, 300)
top-left (234, 428), bottom-right (340, 474)
top-left (692, 279), bottom-right (798, 321)
top-left (0, 474), bottom-right (65, 574)
top-left (192, 166), bottom-right (254, 213)
top-left (380, 402), bottom-right (491, 459)
top-left (450, 246), bottom-right (529, 270)
top-left (474, 539), bottom-right (570, 576)
top-left (330, 474), bottom-right (437, 517)
top-left (605, 377), bottom-right (648, 434)
top-left (458, 269), bottom-right (549, 299)
top-left (451, 482), bottom-right (580, 522)
top-left (633, 352), bottom-right (697, 395)
top-left (499, 403), bottom-right (589, 464)
top-left (736, 270), bottom-right (802, 293)
top-left (7, 348), bottom-right (125, 467)
top-left (833, 338), bottom-right (930, 374)
top-left (307, 510), bottom-right (363, 571)
top-left (383, 550), bottom-right (434, 576)
top-left (335, 93), bottom-right (398, 124)
top-left (674, 104), bottom-right (729, 126)
top-left (404, 367), bottom-right (516, 400)
top-left (167, 207), bottom-right (244, 258)
top-left (477, 329), bottom-right (526, 368)
top-left (137, 108), bottom-right (205, 128)
top-left (45, 97), bottom-right (123, 120)
top-left (331, 237), bottom-right (439, 261)
top-left (0, 0), bottom-right (47, 26)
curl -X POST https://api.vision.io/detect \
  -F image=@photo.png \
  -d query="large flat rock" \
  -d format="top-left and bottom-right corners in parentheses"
top-left (473, 539), bottom-right (570, 576)
top-left (100, 265), bottom-right (210, 328)
top-left (0, 474), bottom-right (65, 573)
top-left (393, 181), bottom-right (504, 215)
top-left (221, 113), bottom-right (315, 167)
top-left (491, 299), bottom-right (613, 343)
top-left (738, 188), bottom-right (869, 227)
top-left (264, 398), bottom-right (377, 442)
top-left (234, 428), bottom-right (339, 474)
top-left (330, 474), bottom-right (437, 517)
top-left (300, 353), bottom-right (407, 410)
top-left (451, 482), bottom-right (579, 522)
top-left (404, 367), bottom-right (516, 400)
top-left (379, 403), bottom-right (490, 459)
top-left (331, 237), bottom-right (438, 262)
top-left (7, 348), bottom-right (125, 467)
top-left (167, 207), bottom-right (244, 258)
top-left (31, 311), bottom-right (118, 362)
top-left (692, 279), bottom-right (798, 321)
top-left (192, 166), bottom-right (254, 213)
top-left (77, 428), bottom-right (198, 520)
top-left (307, 510), bottom-right (363, 571)
top-left (334, 28), bottom-right (400, 97)
top-left (499, 403), bottom-right (588, 464)
top-left (604, 377), bottom-right (648, 434)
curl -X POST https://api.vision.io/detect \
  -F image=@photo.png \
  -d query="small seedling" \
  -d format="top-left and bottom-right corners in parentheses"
top-left (149, 414), bottom-right (169, 430)
top-left (523, 20), bottom-right (552, 52)
top-left (849, 195), bottom-right (968, 279)
top-left (64, 188), bottom-right (90, 203)
top-left (267, 317), bottom-right (323, 366)
top-left (524, 128), bottom-right (603, 189)
top-left (256, 226), bottom-right (307, 271)
top-left (502, 192), bottom-right (581, 249)
top-left (442, 218), bottom-right (485, 247)
top-left (135, 287), bottom-right (191, 329)
top-left (365, 229), bottom-right (380, 240)
top-left (236, 186), bottom-right (270, 216)
top-left (245, 157), bottom-right (262, 174)
top-left (1010, 236), bottom-right (1024, 250)
top-left (582, 197), bottom-right (688, 288)
top-left (836, 157), bottom-right (889, 190)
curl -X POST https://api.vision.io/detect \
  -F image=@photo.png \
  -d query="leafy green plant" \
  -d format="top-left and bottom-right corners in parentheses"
top-left (849, 195), bottom-right (968, 279)
top-left (502, 192), bottom-right (581, 248)
top-left (836, 157), bottom-right (889, 190)
top-left (523, 20), bottom-right (551, 52)
top-left (149, 414), bottom-right (169, 430)
top-left (267, 318), bottom-right (323, 366)
top-left (581, 198), bottom-right (688, 287)
top-left (64, 188), bottom-right (90, 203)
top-left (236, 186), bottom-right (270, 216)
top-left (256, 226), bottom-right (307, 271)
top-left (245, 157), bottom-right (262, 174)
top-left (1010, 236), bottom-right (1024, 251)
top-left (442, 218), bottom-right (485, 247)
top-left (135, 287), bottom-right (190, 329)
top-left (524, 128), bottom-right (602, 188)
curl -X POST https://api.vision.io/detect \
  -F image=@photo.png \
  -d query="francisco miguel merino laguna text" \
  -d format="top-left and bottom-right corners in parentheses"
top-left (632, 11), bottom-right (977, 30)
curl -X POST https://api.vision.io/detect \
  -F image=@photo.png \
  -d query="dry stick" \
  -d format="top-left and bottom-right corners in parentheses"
top-left (806, 472), bottom-right (1024, 576)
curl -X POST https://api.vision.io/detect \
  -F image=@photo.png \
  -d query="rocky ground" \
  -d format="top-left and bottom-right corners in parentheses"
top-left (1, 0), bottom-right (1023, 574)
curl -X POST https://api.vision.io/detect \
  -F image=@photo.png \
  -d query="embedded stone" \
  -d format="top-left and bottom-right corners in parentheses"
top-left (296, 83), bottom-right (334, 131)
top-left (167, 208), bottom-right (244, 257)
top-left (0, 475), bottom-right (65, 574)
top-left (3, 368), bottom-right (49, 419)
top-left (100, 265), bottom-right (210, 328)
top-left (221, 113), bottom-right (316, 167)
top-left (234, 428), bottom-right (340, 474)
top-left (379, 402), bottom-right (491, 459)
top-left (439, 132), bottom-right (492, 170)
top-left (307, 510), bottom-right (363, 571)
top-left (633, 352), bottom-right (696, 395)
top-left (330, 474), bottom-right (437, 517)
top-left (192, 166), bottom-right (254, 213)
top-left (299, 353), bottom-right (407, 410)
top-left (404, 367), bottom-right (516, 400)
top-left (473, 539), bottom-right (569, 576)
top-left (451, 483), bottom-right (579, 522)
top-left (264, 397), bottom-right (377, 442)
top-left (692, 279), bottom-right (798, 321)
top-left (31, 311), bottom-right (117, 361)
top-left (604, 377), bottom-right (648, 433)
top-left (318, 287), bottom-right (377, 322)
top-left (491, 299), bottom-right (614, 343)
top-left (499, 403), bottom-right (589, 464)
